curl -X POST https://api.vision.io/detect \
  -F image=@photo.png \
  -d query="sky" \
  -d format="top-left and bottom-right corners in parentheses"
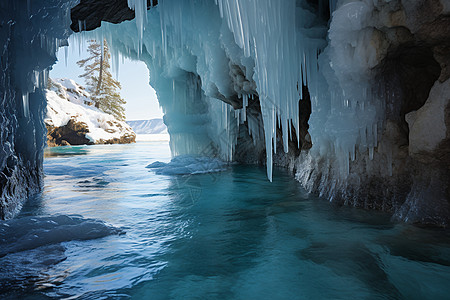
top-left (50, 39), bottom-right (163, 121)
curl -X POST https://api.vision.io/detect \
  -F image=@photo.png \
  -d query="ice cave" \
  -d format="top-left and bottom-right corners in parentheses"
top-left (2, 0), bottom-right (449, 223)
top-left (1, 0), bottom-right (450, 298)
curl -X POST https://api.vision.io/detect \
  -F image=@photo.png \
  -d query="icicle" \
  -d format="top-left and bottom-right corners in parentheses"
top-left (22, 93), bottom-right (30, 118)
top-left (33, 70), bottom-right (40, 89)
top-left (283, 118), bottom-right (288, 153)
top-left (83, 0), bottom-right (382, 183)
top-left (112, 51), bottom-right (120, 79)
top-left (64, 45), bottom-right (68, 67)
top-left (351, 144), bottom-right (356, 161)
top-left (242, 94), bottom-right (248, 122)
top-left (127, 0), bottom-right (148, 49)
top-left (42, 69), bottom-right (49, 88)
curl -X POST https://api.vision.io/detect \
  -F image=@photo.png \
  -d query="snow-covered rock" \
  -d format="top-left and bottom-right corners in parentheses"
top-left (45, 78), bottom-right (136, 146)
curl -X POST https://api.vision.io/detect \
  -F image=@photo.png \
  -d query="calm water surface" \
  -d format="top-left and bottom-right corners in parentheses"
top-left (2, 141), bottom-right (450, 299)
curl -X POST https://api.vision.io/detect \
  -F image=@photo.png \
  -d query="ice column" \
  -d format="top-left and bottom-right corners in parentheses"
top-left (216, 0), bottom-right (306, 181)
top-left (127, 0), bottom-right (148, 51)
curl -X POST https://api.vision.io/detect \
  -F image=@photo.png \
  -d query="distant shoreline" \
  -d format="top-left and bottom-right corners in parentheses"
top-left (135, 134), bottom-right (170, 142)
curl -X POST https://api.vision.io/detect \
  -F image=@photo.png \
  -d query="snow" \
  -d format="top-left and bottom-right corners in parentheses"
top-left (127, 119), bottom-right (168, 134)
top-left (45, 78), bottom-right (135, 143)
top-left (50, 78), bottom-right (92, 106)
top-left (146, 155), bottom-right (227, 175)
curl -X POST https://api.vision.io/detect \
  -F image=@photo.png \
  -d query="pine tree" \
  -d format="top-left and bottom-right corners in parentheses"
top-left (77, 39), bottom-right (126, 121)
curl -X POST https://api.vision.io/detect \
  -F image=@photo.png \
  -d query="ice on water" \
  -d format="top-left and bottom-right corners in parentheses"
top-left (0, 215), bottom-right (123, 257)
top-left (146, 155), bottom-right (228, 175)
top-left (0, 215), bottom-right (123, 292)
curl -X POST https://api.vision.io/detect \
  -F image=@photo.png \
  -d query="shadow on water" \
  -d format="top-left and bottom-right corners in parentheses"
top-left (44, 146), bottom-right (90, 158)
top-left (18, 193), bottom-right (46, 217)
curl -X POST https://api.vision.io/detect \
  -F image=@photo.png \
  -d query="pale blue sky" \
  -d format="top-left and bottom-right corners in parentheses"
top-left (50, 40), bottom-right (163, 121)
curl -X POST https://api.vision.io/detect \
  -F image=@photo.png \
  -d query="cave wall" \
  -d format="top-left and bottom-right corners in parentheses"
top-left (292, 0), bottom-right (450, 225)
top-left (0, 0), bottom-right (77, 219)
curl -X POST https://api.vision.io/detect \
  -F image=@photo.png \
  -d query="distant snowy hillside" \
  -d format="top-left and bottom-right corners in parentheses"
top-left (45, 78), bottom-right (136, 146)
top-left (127, 119), bottom-right (168, 134)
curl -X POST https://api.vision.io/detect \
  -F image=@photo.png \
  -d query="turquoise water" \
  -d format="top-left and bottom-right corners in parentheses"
top-left (2, 141), bottom-right (450, 299)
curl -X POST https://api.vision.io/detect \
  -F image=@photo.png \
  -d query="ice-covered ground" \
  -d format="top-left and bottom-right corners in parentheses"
top-left (45, 78), bottom-right (136, 144)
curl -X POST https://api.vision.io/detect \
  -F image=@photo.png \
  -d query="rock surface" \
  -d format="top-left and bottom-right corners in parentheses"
top-left (406, 79), bottom-right (450, 157)
top-left (70, 0), bottom-right (158, 32)
top-left (278, 0), bottom-right (450, 225)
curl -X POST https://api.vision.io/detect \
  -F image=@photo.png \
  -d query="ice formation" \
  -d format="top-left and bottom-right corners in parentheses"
top-left (146, 155), bottom-right (228, 175)
top-left (0, 214), bottom-right (122, 290)
top-left (2, 0), bottom-right (448, 222)
top-left (0, 214), bottom-right (123, 257)
top-left (90, 0), bottom-right (384, 182)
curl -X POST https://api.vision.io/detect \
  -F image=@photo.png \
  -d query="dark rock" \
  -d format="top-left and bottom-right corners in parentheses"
top-left (46, 118), bottom-right (92, 147)
top-left (46, 118), bottom-right (136, 147)
top-left (70, 0), bottom-right (158, 32)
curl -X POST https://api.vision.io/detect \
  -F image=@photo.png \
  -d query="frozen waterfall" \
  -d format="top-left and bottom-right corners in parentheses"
top-left (90, 0), bottom-right (384, 182)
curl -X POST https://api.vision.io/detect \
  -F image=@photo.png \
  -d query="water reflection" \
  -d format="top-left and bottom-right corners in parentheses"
top-left (44, 146), bottom-right (90, 158)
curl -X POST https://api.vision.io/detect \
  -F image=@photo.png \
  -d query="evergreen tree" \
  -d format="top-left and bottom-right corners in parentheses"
top-left (77, 39), bottom-right (126, 121)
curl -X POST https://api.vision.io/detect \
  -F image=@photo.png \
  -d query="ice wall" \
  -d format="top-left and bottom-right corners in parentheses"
top-left (99, 0), bottom-right (449, 222)
top-left (85, 0), bottom-right (247, 161)
top-left (82, 1), bottom-right (297, 174)
top-left (94, 0), bottom-right (384, 182)
top-left (0, 0), bottom-right (76, 219)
